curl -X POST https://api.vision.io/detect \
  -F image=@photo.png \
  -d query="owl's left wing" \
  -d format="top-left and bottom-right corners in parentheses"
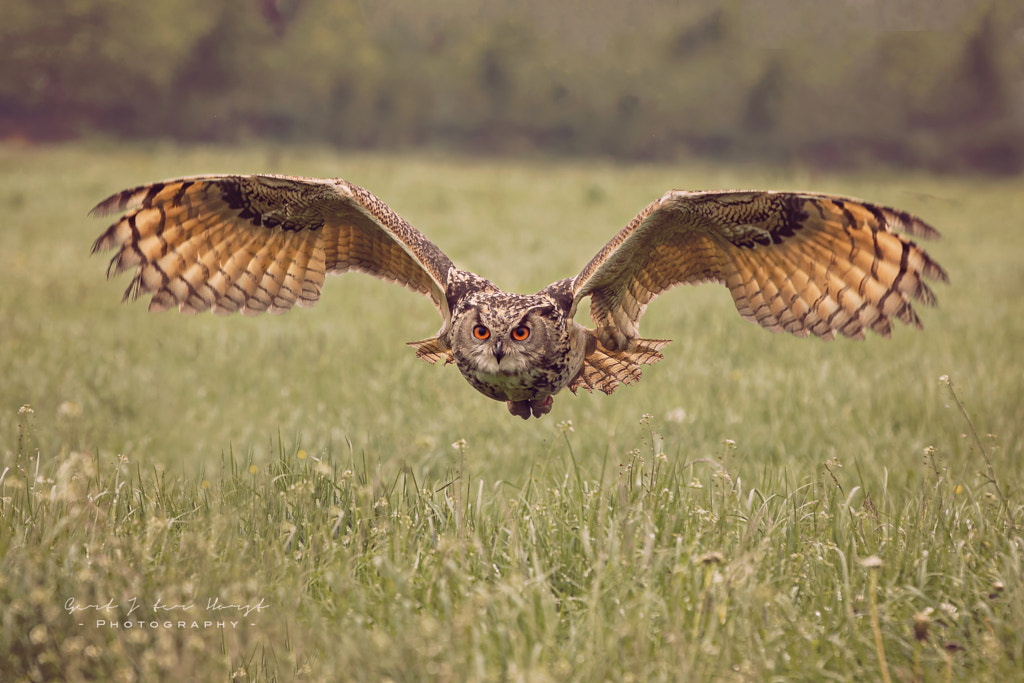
top-left (91, 174), bottom-right (455, 325)
top-left (570, 190), bottom-right (948, 350)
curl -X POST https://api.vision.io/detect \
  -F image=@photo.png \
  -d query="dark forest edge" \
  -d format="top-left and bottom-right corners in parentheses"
top-left (2, 0), bottom-right (1021, 175)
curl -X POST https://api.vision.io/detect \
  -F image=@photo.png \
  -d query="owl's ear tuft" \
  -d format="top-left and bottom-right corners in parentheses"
top-left (527, 303), bottom-right (556, 318)
top-left (537, 278), bottom-right (574, 313)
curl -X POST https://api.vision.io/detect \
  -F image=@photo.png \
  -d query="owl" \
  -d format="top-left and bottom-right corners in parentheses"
top-left (91, 174), bottom-right (947, 419)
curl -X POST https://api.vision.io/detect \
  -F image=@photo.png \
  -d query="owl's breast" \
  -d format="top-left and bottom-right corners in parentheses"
top-left (457, 362), bottom-right (571, 402)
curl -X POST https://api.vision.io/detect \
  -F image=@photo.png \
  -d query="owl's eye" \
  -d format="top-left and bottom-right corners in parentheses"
top-left (473, 325), bottom-right (490, 340)
top-left (511, 325), bottom-right (530, 341)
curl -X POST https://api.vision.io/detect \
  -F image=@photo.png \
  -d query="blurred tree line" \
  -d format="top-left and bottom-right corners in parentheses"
top-left (2, 0), bottom-right (1022, 174)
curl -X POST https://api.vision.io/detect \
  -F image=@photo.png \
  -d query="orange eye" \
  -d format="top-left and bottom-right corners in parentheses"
top-left (511, 325), bottom-right (530, 341)
top-left (473, 325), bottom-right (490, 340)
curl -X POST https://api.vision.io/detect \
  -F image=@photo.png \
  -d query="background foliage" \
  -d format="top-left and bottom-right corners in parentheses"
top-left (2, 0), bottom-right (1023, 173)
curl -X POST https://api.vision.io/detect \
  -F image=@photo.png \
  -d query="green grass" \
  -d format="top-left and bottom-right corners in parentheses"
top-left (1, 141), bottom-right (1022, 681)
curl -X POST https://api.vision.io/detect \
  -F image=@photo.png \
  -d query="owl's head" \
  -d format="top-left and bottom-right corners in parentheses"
top-left (452, 295), bottom-right (562, 377)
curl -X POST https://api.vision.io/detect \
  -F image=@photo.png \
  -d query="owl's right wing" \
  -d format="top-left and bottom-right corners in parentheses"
top-left (91, 175), bottom-right (455, 330)
top-left (570, 190), bottom-right (947, 349)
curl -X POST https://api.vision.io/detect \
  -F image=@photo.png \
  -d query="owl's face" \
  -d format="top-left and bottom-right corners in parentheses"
top-left (454, 301), bottom-right (557, 375)
top-left (449, 293), bottom-right (573, 401)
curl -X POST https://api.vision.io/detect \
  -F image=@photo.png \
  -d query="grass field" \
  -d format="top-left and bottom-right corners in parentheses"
top-left (1, 141), bottom-right (1022, 681)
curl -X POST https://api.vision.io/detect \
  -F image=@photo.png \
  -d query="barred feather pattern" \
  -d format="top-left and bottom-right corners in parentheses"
top-left (90, 175), bottom-right (453, 317)
top-left (573, 190), bottom-right (947, 347)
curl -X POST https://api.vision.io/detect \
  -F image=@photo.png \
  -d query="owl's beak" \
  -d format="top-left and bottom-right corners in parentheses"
top-left (493, 341), bottom-right (505, 363)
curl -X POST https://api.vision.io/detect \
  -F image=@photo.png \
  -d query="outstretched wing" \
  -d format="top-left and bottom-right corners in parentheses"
top-left (571, 190), bottom-right (947, 349)
top-left (91, 175), bottom-right (455, 325)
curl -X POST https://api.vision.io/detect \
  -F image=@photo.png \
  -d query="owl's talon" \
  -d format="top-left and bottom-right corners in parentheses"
top-left (530, 396), bottom-right (553, 418)
top-left (506, 397), bottom-right (552, 419)
top-left (507, 400), bottom-right (532, 419)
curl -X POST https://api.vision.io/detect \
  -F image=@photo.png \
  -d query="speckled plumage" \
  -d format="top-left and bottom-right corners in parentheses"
top-left (91, 175), bottom-right (947, 419)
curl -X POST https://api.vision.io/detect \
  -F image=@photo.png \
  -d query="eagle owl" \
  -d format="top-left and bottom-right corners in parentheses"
top-left (91, 174), bottom-right (946, 419)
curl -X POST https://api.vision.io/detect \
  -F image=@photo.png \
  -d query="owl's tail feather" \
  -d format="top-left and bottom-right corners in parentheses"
top-left (408, 337), bottom-right (454, 365)
top-left (569, 337), bottom-right (670, 395)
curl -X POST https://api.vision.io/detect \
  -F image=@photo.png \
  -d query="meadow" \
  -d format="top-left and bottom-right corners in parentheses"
top-left (1, 141), bottom-right (1022, 681)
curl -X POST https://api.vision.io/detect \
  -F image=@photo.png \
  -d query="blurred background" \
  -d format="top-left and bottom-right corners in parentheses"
top-left (2, 0), bottom-right (1022, 174)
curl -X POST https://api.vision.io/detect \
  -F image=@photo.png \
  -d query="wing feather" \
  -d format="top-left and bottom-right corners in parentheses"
top-left (571, 190), bottom-right (946, 349)
top-left (91, 174), bottom-right (454, 325)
